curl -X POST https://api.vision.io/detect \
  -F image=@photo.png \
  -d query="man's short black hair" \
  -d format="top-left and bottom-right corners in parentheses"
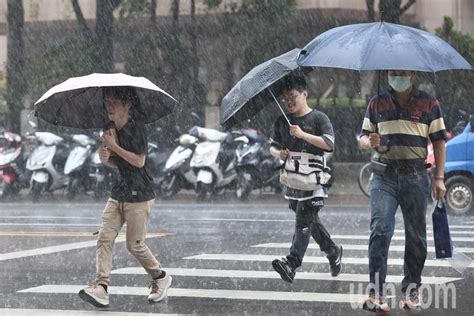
top-left (282, 74), bottom-right (307, 93)
top-left (103, 86), bottom-right (136, 103)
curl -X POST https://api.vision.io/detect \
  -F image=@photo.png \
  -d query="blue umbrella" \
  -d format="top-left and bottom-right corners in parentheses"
top-left (297, 21), bottom-right (472, 72)
top-left (220, 48), bottom-right (301, 128)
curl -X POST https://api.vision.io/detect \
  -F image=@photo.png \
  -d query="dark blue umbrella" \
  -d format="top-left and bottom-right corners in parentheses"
top-left (297, 21), bottom-right (472, 72)
top-left (220, 48), bottom-right (302, 128)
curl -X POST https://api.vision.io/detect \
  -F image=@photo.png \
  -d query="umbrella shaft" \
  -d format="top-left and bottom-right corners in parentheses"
top-left (269, 89), bottom-right (291, 125)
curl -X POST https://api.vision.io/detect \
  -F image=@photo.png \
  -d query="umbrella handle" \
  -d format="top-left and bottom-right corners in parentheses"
top-left (374, 126), bottom-right (390, 154)
top-left (269, 89), bottom-right (291, 126)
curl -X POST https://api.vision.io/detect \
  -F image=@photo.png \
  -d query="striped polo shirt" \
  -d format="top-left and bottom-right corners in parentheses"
top-left (360, 88), bottom-right (448, 166)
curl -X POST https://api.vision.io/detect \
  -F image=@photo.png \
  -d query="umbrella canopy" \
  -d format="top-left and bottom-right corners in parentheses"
top-left (297, 21), bottom-right (472, 72)
top-left (34, 73), bottom-right (178, 129)
top-left (220, 48), bottom-right (301, 128)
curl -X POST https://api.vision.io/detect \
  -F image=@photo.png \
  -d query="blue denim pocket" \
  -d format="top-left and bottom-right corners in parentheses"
top-left (402, 171), bottom-right (430, 195)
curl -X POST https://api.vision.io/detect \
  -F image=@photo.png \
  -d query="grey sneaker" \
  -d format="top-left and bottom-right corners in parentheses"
top-left (148, 274), bottom-right (172, 303)
top-left (78, 283), bottom-right (109, 308)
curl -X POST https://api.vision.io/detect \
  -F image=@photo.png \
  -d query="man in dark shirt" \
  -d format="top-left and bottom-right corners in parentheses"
top-left (270, 75), bottom-right (343, 283)
top-left (79, 87), bottom-right (171, 308)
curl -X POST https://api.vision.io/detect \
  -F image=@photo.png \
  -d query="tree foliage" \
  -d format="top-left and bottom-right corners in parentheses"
top-left (5, 0), bottom-right (25, 133)
top-left (366, 0), bottom-right (416, 23)
top-left (71, 0), bottom-right (122, 72)
top-left (238, 0), bottom-right (297, 72)
top-left (25, 36), bottom-right (97, 99)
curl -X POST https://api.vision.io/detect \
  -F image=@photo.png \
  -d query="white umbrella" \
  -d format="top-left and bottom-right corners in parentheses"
top-left (34, 73), bottom-right (178, 129)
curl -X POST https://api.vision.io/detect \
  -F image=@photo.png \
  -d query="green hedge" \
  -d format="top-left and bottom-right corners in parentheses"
top-left (307, 97), bottom-right (367, 108)
top-left (311, 101), bottom-right (369, 162)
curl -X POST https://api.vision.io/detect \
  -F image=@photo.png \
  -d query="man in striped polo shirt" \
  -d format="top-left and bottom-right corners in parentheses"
top-left (358, 70), bottom-right (448, 313)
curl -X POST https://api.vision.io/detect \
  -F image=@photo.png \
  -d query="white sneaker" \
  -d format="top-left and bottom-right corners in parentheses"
top-left (148, 274), bottom-right (172, 303)
top-left (79, 283), bottom-right (109, 308)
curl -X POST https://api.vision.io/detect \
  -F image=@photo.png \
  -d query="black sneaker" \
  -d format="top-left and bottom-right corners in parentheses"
top-left (272, 258), bottom-right (295, 283)
top-left (327, 245), bottom-right (343, 277)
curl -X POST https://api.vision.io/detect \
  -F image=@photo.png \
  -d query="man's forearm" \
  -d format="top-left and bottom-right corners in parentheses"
top-left (269, 146), bottom-right (282, 159)
top-left (302, 133), bottom-right (332, 151)
top-left (432, 140), bottom-right (446, 177)
top-left (110, 145), bottom-right (145, 168)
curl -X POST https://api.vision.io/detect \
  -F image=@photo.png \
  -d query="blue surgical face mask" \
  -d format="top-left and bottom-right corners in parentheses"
top-left (388, 75), bottom-right (412, 92)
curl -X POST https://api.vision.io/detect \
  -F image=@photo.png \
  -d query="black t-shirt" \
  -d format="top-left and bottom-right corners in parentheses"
top-left (272, 110), bottom-right (335, 200)
top-left (271, 110), bottom-right (335, 153)
top-left (110, 119), bottom-right (155, 202)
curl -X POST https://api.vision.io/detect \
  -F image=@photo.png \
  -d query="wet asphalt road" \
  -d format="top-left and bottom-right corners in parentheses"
top-left (0, 195), bottom-right (473, 316)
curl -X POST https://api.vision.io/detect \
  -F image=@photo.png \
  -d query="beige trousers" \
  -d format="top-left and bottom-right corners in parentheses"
top-left (95, 198), bottom-right (161, 285)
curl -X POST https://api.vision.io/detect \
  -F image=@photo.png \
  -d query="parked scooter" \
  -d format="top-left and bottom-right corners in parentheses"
top-left (26, 131), bottom-right (69, 201)
top-left (234, 129), bottom-right (282, 200)
top-left (157, 134), bottom-right (198, 198)
top-left (88, 145), bottom-right (118, 200)
top-left (0, 131), bottom-right (29, 198)
top-left (146, 142), bottom-right (174, 197)
top-left (64, 134), bottom-right (96, 200)
top-left (189, 126), bottom-right (238, 199)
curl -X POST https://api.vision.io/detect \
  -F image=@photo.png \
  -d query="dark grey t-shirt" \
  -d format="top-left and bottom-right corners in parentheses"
top-left (271, 110), bottom-right (335, 200)
top-left (271, 110), bottom-right (335, 153)
top-left (110, 119), bottom-right (155, 203)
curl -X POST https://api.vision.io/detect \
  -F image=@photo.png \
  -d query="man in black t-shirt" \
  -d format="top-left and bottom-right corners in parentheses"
top-left (270, 75), bottom-right (343, 283)
top-left (79, 87), bottom-right (171, 308)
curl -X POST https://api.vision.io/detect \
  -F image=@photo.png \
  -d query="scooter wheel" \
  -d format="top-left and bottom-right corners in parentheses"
top-left (66, 178), bottom-right (80, 201)
top-left (31, 181), bottom-right (45, 202)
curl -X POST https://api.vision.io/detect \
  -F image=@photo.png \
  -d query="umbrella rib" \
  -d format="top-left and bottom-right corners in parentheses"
top-left (359, 22), bottom-right (380, 70)
top-left (405, 27), bottom-right (436, 72)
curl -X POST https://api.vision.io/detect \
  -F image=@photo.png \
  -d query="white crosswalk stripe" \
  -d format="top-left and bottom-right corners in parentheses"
top-left (18, 284), bottom-right (368, 303)
top-left (0, 309), bottom-right (182, 316)
top-left (328, 234), bottom-right (474, 242)
top-left (183, 253), bottom-right (474, 268)
top-left (395, 229), bottom-right (474, 235)
top-left (112, 267), bottom-right (462, 284)
top-left (251, 242), bottom-right (474, 253)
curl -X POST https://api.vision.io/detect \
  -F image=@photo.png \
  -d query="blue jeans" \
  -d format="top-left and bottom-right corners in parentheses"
top-left (368, 170), bottom-right (430, 296)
